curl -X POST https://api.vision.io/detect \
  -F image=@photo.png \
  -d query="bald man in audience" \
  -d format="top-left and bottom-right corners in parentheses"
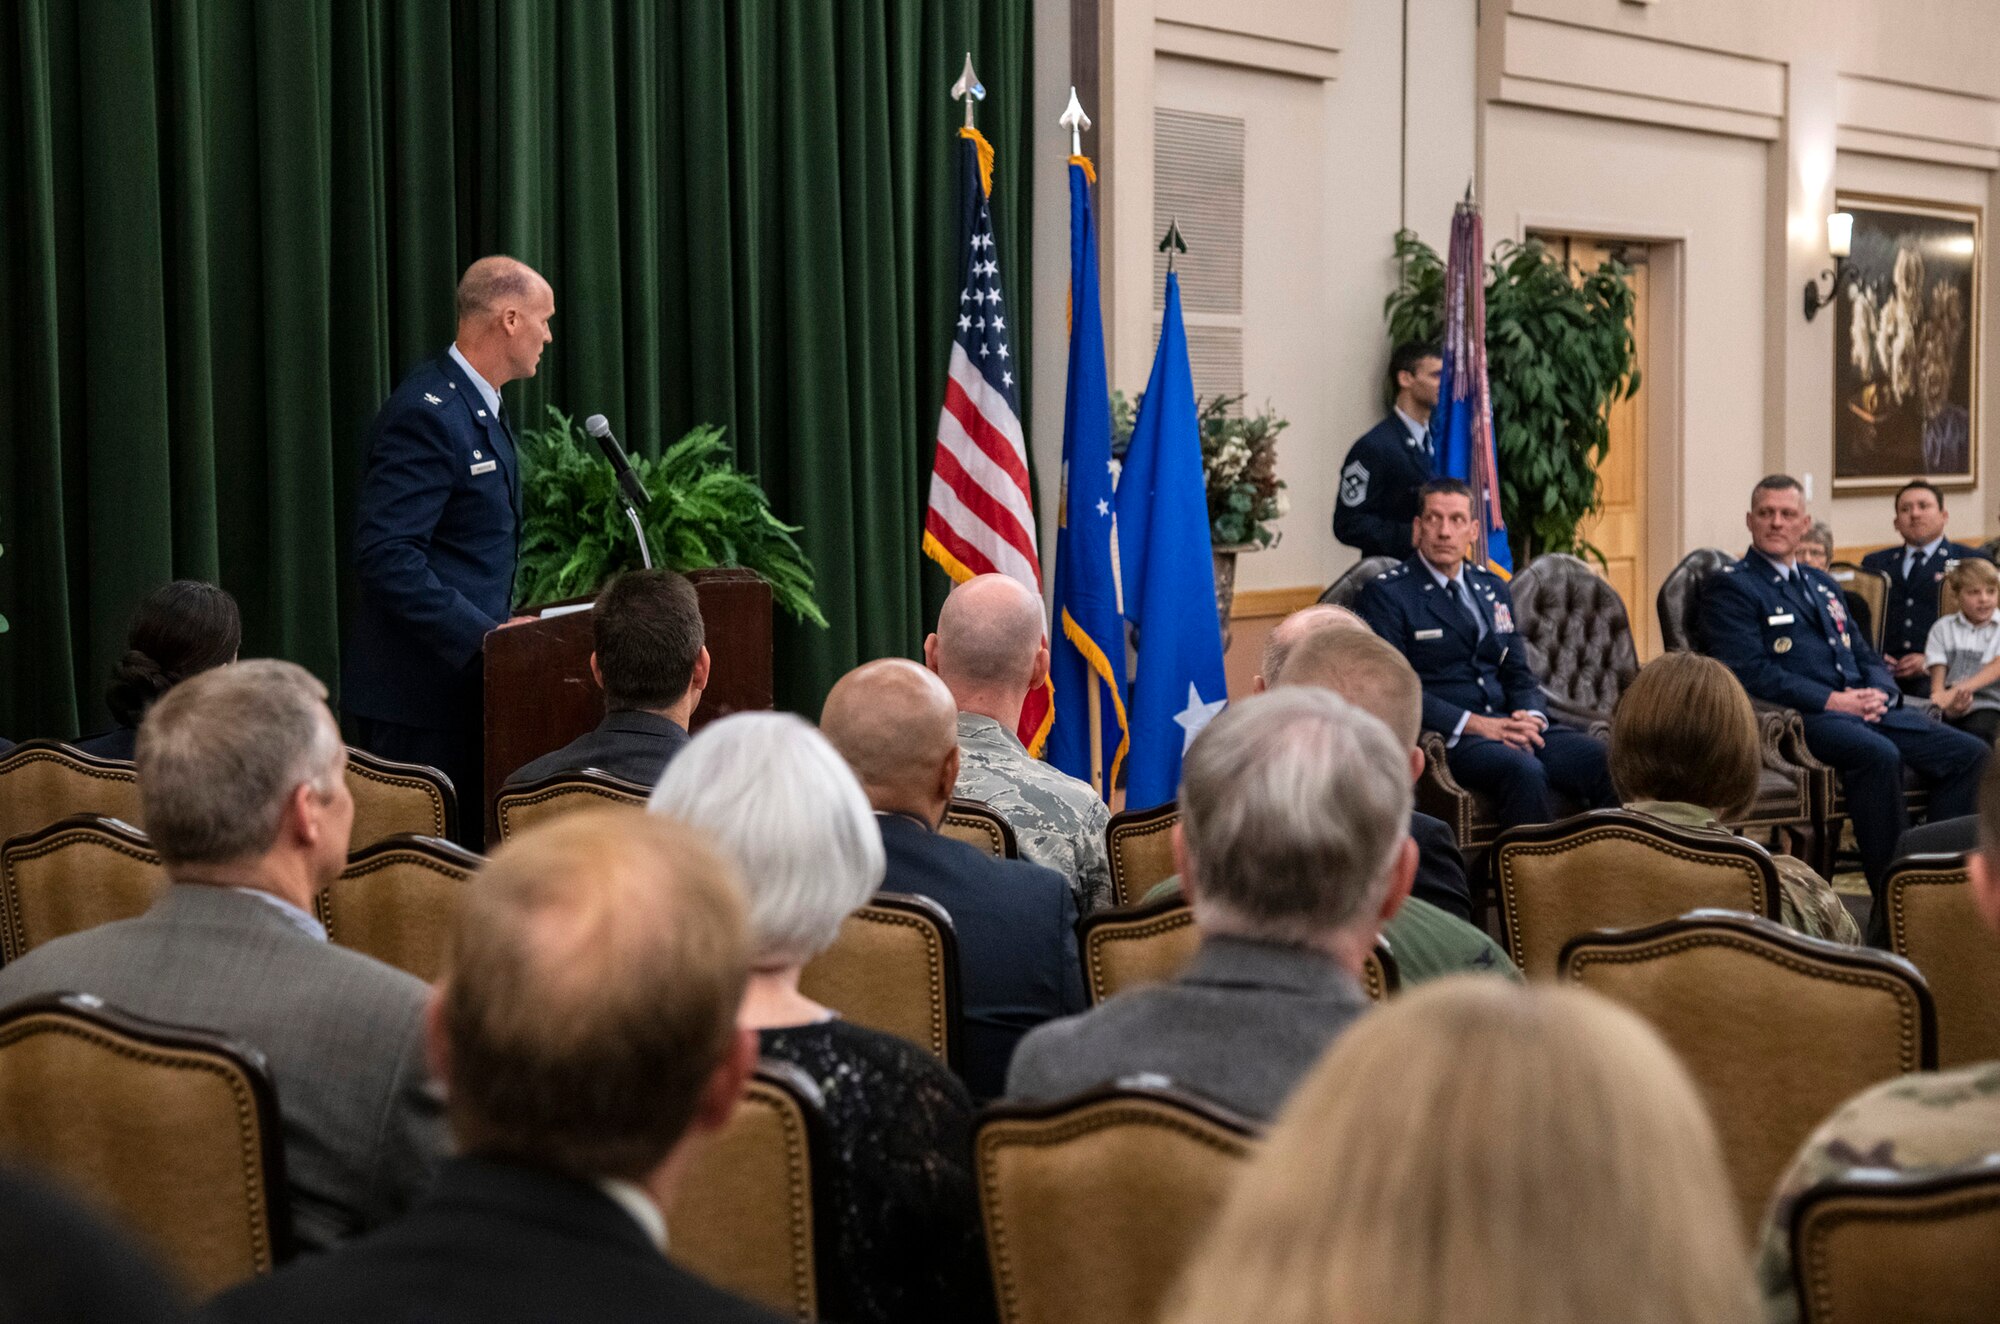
top-left (214, 810), bottom-right (781, 1324)
top-left (1146, 623), bottom-right (1519, 983)
top-left (925, 574), bottom-right (1113, 912)
top-left (1754, 753), bottom-right (2000, 1322)
top-left (1007, 688), bottom-right (1416, 1121)
top-left (0, 661), bottom-right (445, 1252)
top-left (822, 660), bottom-right (1086, 1100)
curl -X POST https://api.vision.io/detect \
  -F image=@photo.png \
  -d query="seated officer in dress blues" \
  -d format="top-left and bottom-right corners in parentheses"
top-left (1701, 474), bottom-right (1986, 933)
top-left (1858, 479), bottom-right (1983, 699)
top-left (1356, 478), bottom-right (1616, 828)
top-left (342, 257), bottom-right (554, 845)
top-left (1333, 341), bottom-right (1439, 561)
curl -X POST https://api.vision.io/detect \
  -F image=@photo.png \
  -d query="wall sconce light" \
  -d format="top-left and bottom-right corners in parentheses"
top-left (1804, 212), bottom-right (1855, 321)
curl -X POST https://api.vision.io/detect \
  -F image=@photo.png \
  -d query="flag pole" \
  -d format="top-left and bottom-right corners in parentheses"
top-left (1062, 85), bottom-right (1108, 796)
top-left (952, 53), bottom-right (984, 129)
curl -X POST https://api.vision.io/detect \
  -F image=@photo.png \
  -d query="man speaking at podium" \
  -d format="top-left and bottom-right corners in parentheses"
top-left (342, 257), bottom-right (554, 842)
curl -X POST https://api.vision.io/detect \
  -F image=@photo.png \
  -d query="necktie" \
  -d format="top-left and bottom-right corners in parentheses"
top-left (1446, 578), bottom-right (1482, 639)
top-left (1905, 548), bottom-right (1921, 581)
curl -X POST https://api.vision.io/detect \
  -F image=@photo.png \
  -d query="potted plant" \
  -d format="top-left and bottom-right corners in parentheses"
top-left (513, 408), bottom-right (826, 626)
top-left (1111, 392), bottom-right (1290, 635)
top-left (1382, 229), bottom-right (1638, 565)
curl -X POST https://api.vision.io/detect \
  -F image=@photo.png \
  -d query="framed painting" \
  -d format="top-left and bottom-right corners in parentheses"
top-left (1832, 193), bottom-right (1980, 491)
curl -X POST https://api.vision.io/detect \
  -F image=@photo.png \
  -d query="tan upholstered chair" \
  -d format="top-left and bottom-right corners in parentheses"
top-left (1789, 1159), bottom-right (2000, 1324)
top-left (1562, 912), bottom-right (1935, 1233)
top-left (798, 893), bottom-right (961, 1069)
top-left (0, 814), bottom-right (163, 962)
top-left (491, 769), bottom-right (650, 843)
top-left (0, 993), bottom-right (291, 1295)
top-left (1493, 809), bottom-right (1782, 980)
top-left (976, 1084), bottom-right (1258, 1324)
top-left (671, 1062), bottom-right (835, 1322)
top-left (316, 834), bottom-right (482, 984)
top-left (1104, 803), bottom-right (1178, 909)
top-left (941, 799), bottom-right (1017, 859)
top-left (1885, 854), bottom-right (2000, 1069)
top-left (1079, 899), bottom-right (1398, 1005)
top-left (344, 747), bottom-right (457, 850)
top-left (0, 741), bottom-right (143, 854)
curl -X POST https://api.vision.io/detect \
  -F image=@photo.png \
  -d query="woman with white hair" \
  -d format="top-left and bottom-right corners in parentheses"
top-left (650, 713), bottom-right (995, 1324)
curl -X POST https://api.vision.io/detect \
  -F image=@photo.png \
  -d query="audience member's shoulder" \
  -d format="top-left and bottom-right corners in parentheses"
top-left (0, 1163), bottom-right (188, 1323)
top-left (1859, 545), bottom-right (1897, 571)
top-left (772, 1019), bottom-right (973, 1113)
top-left (1780, 1060), bottom-right (2000, 1199)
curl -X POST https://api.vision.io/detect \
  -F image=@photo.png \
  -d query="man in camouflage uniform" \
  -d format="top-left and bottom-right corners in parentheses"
top-left (925, 574), bottom-right (1113, 913)
top-left (1754, 755), bottom-right (2000, 1322)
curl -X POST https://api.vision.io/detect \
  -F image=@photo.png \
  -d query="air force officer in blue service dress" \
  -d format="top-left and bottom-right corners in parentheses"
top-left (1357, 478), bottom-right (1616, 828)
top-left (1858, 479), bottom-right (1982, 698)
top-left (1701, 475), bottom-right (1985, 919)
top-left (1333, 341), bottom-right (1440, 561)
top-left (342, 257), bottom-right (554, 834)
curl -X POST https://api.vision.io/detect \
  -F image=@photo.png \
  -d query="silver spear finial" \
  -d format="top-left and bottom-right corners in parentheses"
top-left (952, 53), bottom-right (985, 129)
top-left (1059, 86), bottom-right (1092, 156)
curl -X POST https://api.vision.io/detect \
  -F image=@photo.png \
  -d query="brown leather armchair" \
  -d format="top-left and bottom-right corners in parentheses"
top-left (1508, 552), bottom-right (1634, 735)
top-left (1657, 549), bottom-right (1837, 870)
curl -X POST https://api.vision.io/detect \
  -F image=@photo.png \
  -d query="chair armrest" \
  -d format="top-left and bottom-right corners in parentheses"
top-left (1416, 731), bottom-right (1473, 845)
top-left (1543, 694), bottom-right (1609, 736)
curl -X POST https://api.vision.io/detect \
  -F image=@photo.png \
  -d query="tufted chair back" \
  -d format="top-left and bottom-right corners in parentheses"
top-left (1318, 555), bottom-right (1401, 608)
top-left (1656, 548), bottom-right (1734, 653)
top-left (1508, 554), bottom-right (1639, 717)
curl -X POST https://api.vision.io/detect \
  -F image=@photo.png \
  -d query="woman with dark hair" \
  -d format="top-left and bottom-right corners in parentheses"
top-left (1611, 651), bottom-right (1860, 944)
top-left (73, 581), bottom-right (241, 760)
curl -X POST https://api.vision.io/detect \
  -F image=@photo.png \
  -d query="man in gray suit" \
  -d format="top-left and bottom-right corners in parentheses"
top-left (1004, 687), bottom-right (1417, 1121)
top-left (0, 660), bottom-right (445, 1251)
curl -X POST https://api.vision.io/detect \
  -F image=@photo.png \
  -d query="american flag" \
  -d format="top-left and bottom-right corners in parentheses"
top-left (923, 127), bottom-right (1052, 753)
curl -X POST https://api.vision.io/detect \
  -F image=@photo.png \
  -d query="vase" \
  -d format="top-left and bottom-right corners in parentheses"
top-left (1211, 542), bottom-right (1258, 652)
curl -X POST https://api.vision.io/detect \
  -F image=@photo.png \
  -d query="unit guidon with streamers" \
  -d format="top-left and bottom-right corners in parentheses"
top-left (923, 126), bottom-right (1052, 752)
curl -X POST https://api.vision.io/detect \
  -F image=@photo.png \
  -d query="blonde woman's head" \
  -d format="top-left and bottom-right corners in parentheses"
top-left (1165, 978), bottom-right (1756, 1324)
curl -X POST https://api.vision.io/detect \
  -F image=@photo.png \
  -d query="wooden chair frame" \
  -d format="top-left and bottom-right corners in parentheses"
top-left (1789, 1155), bottom-right (2000, 1324)
top-left (1104, 802), bottom-right (1179, 910)
top-left (800, 893), bottom-right (964, 1073)
top-left (673, 1060), bottom-right (844, 1323)
top-left (0, 991), bottom-right (295, 1279)
top-left (0, 740), bottom-right (143, 849)
top-left (941, 799), bottom-right (1018, 859)
top-left (974, 1081), bottom-right (1259, 1324)
top-left (1559, 910), bottom-right (1937, 1071)
top-left (1492, 809), bottom-right (1783, 977)
top-left (345, 746), bottom-right (458, 845)
top-left (0, 813), bottom-right (160, 964)
top-left (491, 767), bottom-right (651, 843)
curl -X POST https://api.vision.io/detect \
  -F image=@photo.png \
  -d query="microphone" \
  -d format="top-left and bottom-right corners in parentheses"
top-left (584, 414), bottom-right (651, 511)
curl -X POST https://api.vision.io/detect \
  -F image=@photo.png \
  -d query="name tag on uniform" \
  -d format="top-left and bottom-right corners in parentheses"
top-left (1767, 613), bottom-right (1794, 625)
top-left (470, 460), bottom-right (498, 476)
top-left (1414, 628), bottom-right (1444, 641)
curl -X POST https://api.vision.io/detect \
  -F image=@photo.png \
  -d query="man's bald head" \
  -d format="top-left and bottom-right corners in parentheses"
top-left (822, 659), bottom-right (961, 815)
top-left (456, 256), bottom-right (547, 324)
top-left (1259, 603), bottom-right (1368, 689)
top-left (1273, 628), bottom-right (1423, 751)
top-left (929, 574), bottom-right (1048, 703)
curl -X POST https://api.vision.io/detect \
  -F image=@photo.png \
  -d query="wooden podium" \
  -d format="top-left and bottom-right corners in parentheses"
top-left (481, 567), bottom-right (774, 844)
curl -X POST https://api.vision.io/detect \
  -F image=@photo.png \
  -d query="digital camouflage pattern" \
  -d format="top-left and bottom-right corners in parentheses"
top-left (1626, 802), bottom-right (1863, 945)
top-left (954, 713), bottom-right (1112, 913)
top-left (1754, 1060), bottom-right (2000, 1323)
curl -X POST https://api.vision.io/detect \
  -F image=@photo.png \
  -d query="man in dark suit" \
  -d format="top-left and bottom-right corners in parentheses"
top-left (0, 1163), bottom-right (188, 1323)
top-left (504, 569), bottom-right (708, 789)
top-left (1334, 341), bottom-right (1439, 560)
top-left (1859, 479), bottom-right (1983, 698)
top-left (1356, 479), bottom-right (1616, 828)
top-left (212, 809), bottom-right (781, 1324)
top-left (1006, 687), bottom-right (1415, 1121)
top-left (821, 660), bottom-right (1086, 1101)
top-left (343, 257), bottom-right (553, 843)
top-left (0, 661), bottom-right (446, 1252)
top-left (1701, 474), bottom-right (1985, 931)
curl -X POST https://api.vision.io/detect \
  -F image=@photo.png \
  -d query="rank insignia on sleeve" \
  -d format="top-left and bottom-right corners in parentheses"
top-left (1340, 460), bottom-right (1370, 507)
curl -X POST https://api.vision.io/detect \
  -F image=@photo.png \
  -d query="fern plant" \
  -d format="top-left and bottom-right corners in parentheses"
top-left (514, 408), bottom-right (827, 627)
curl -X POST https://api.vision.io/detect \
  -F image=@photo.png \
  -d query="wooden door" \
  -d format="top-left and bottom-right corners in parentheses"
top-left (1541, 236), bottom-right (1653, 657)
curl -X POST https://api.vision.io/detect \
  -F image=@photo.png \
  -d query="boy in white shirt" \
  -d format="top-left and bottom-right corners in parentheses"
top-left (1926, 555), bottom-right (2000, 744)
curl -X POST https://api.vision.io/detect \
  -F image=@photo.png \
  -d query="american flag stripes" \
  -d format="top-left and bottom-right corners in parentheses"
top-left (922, 127), bottom-right (1053, 753)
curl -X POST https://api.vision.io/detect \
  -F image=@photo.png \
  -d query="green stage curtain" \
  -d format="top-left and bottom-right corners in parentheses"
top-left (0, 0), bottom-right (1030, 737)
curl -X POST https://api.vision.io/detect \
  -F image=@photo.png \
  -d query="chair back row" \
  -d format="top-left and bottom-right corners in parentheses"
top-left (1077, 897), bottom-right (1397, 1006)
top-left (1562, 911), bottom-right (1934, 1235)
top-left (0, 741), bottom-right (457, 859)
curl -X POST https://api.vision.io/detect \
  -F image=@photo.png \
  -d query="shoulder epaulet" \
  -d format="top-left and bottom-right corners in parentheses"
top-left (1377, 564), bottom-right (1409, 580)
top-left (1721, 564), bottom-right (1738, 574)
